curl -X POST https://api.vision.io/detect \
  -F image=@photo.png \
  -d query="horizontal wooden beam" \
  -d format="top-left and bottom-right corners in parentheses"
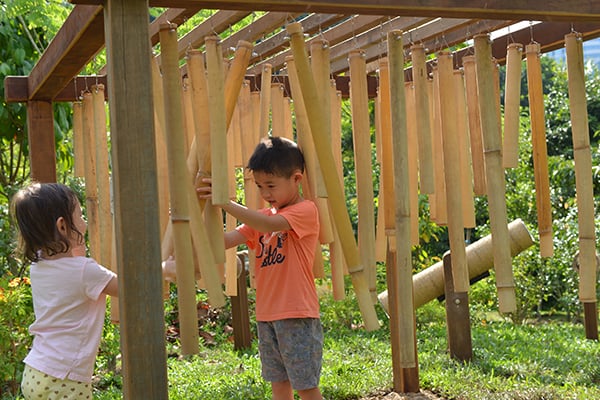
top-left (71, 0), bottom-right (600, 22)
top-left (4, 76), bottom-right (108, 103)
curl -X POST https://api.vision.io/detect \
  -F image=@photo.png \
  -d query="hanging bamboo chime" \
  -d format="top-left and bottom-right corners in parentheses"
top-left (430, 66), bottom-right (447, 225)
top-left (404, 81), bottom-right (420, 246)
top-left (72, 102), bottom-right (85, 177)
top-left (81, 91), bottom-right (100, 260)
top-left (503, 43), bottom-right (524, 168)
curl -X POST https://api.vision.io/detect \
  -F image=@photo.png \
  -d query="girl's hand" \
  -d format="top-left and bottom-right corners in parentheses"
top-left (196, 177), bottom-right (213, 200)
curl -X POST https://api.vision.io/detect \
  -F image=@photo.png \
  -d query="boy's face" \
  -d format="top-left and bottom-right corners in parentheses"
top-left (253, 170), bottom-right (302, 209)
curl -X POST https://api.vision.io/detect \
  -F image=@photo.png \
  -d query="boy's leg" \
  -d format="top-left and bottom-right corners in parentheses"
top-left (271, 380), bottom-right (294, 400)
top-left (297, 386), bottom-right (324, 400)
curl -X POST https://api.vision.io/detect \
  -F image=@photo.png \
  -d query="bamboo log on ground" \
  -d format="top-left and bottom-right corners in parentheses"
top-left (159, 23), bottom-right (199, 355)
top-left (565, 32), bottom-right (598, 303)
top-left (378, 219), bottom-right (534, 311)
top-left (348, 49), bottom-right (378, 301)
top-left (503, 43), bottom-right (524, 168)
top-left (474, 34), bottom-right (516, 313)
top-left (437, 51), bottom-right (469, 293)
top-left (462, 55), bottom-right (487, 196)
top-left (92, 84), bottom-right (113, 268)
top-left (81, 91), bottom-right (100, 260)
top-left (525, 42), bottom-right (554, 258)
top-left (388, 29), bottom-right (417, 367)
top-left (286, 22), bottom-right (379, 331)
top-left (404, 82), bottom-right (419, 246)
top-left (454, 70), bottom-right (476, 229)
top-left (411, 44), bottom-right (435, 194)
top-left (72, 102), bottom-right (84, 178)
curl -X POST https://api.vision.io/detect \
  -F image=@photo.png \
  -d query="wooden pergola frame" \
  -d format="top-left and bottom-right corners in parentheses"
top-left (5, 1), bottom-right (600, 398)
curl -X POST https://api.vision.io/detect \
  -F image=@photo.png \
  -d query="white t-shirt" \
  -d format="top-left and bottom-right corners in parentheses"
top-left (24, 256), bottom-right (116, 383)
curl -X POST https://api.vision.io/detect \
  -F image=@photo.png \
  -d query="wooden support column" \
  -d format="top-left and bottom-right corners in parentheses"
top-left (103, 1), bottom-right (168, 398)
top-left (26, 100), bottom-right (57, 183)
top-left (231, 253), bottom-right (252, 350)
top-left (443, 252), bottom-right (473, 361)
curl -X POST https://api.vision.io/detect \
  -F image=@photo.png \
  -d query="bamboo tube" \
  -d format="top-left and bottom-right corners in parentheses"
top-left (379, 219), bottom-right (534, 311)
top-left (474, 34), bottom-right (516, 313)
top-left (224, 213), bottom-right (238, 296)
top-left (270, 82), bottom-right (286, 136)
top-left (374, 93), bottom-right (386, 262)
top-left (240, 82), bottom-right (261, 210)
top-left (224, 41), bottom-right (253, 129)
top-left (493, 59), bottom-right (503, 150)
top-left (283, 97), bottom-right (294, 140)
top-left (437, 51), bottom-right (469, 293)
top-left (286, 22), bottom-right (379, 331)
top-left (503, 43), bottom-right (524, 168)
top-left (431, 67), bottom-right (447, 225)
top-left (91, 84), bottom-right (112, 268)
top-left (387, 29), bottom-right (416, 367)
top-left (330, 82), bottom-right (346, 300)
top-left (525, 42), bottom-right (553, 258)
top-left (454, 70), bottom-right (476, 229)
top-left (205, 36), bottom-right (230, 206)
top-left (405, 82), bottom-right (419, 246)
top-left (231, 98), bottom-right (243, 168)
top-left (426, 78), bottom-right (437, 220)
top-left (462, 55), bottom-right (487, 196)
top-left (565, 32), bottom-right (597, 302)
top-left (378, 59), bottom-right (396, 234)
top-left (81, 91), bottom-right (100, 260)
top-left (159, 23), bottom-right (199, 355)
top-left (411, 44), bottom-right (435, 194)
top-left (259, 64), bottom-right (272, 138)
top-left (348, 49), bottom-right (377, 301)
top-left (182, 78), bottom-right (194, 154)
top-left (72, 102), bottom-right (85, 178)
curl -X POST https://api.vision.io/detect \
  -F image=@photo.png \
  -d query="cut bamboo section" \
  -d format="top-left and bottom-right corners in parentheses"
top-left (525, 42), bottom-right (554, 258)
top-left (224, 213), bottom-right (238, 296)
top-left (565, 32), bottom-right (597, 302)
top-left (283, 97), bottom-right (294, 140)
top-left (503, 43), bottom-right (524, 168)
top-left (182, 78), bottom-right (194, 154)
top-left (72, 102), bottom-right (84, 178)
top-left (378, 59), bottom-right (396, 234)
top-left (259, 64), bottom-right (272, 138)
top-left (431, 66), bottom-right (447, 225)
top-left (270, 82), bottom-right (286, 136)
top-left (159, 23), bottom-right (199, 355)
top-left (462, 55), bottom-right (487, 196)
top-left (205, 36), bottom-right (230, 206)
top-left (286, 22), bottom-right (379, 331)
top-left (388, 29), bottom-right (416, 367)
top-left (474, 34), bottom-right (516, 313)
top-left (411, 44), bottom-right (435, 194)
top-left (348, 49), bottom-right (377, 301)
top-left (437, 51), bottom-right (468, 293)
top-left (224, 41), bottom-right (253, 129)
top-left (454, 70), bottom-right (476, 229)
top-left (91, 84), bottom-right (112, 268)
top-left (404, 82), bottom-right (419, 246)
top-left (81, 91), bottom-right (100, 260)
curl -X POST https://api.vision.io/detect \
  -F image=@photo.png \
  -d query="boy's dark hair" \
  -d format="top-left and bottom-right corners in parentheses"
top-left (11, 183), bottom-right (83, 262)
top-left (247, 136), bottom-right (305, 177)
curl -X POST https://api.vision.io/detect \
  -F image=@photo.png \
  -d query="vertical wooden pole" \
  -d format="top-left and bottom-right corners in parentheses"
top-left (474, 34), bottom-right (516, 313)
top-left (26, 101), bottom-right (56, 183)
top-left (503, 43), bottom-right (524, 168)
top-left (443, 253), bottom-right (473, 361)
top-left (565, 32), bottom-right (598, 339)
top-left (287, 22), bottom-right (379, 331)
top-left (388, 29), bottom-right (417, 371)
top-left (159, 23), bottom-right (199, 355)
top-left (104, 0), bottom-right (168, 397)
top-left (525, 42), bottom-right (554, 258)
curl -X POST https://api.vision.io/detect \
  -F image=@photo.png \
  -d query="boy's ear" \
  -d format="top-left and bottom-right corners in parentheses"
top-left (292, 170), bottom-right (303, 184)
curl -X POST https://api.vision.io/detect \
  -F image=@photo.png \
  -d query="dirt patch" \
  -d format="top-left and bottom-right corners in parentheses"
top-left (358, 389), bottom-right (447, 399)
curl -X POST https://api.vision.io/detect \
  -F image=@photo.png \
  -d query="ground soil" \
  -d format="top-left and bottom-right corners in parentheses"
top-left (358, 389), bottom-right (447, 400)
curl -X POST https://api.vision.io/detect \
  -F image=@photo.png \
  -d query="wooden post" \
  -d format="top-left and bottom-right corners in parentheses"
top-left (286, 22), bottom-right (379, 331)
top-left (503, 43), bottom-right (524, 168)
top-left (565, 32), bottom-right (598, 339)
top-left (231, 253), bottom-right (252, 350)
top-left (388, 29), bottom-right (417, 368)
top-left (526, 42), bottom-right (554, 258)
top-left (159, 23), bottom-right (199, 355)
top-left (443, 252), bottom-right (473, 361)
top-left (104, 0), bottom-right (168, 397)
top-left (26, 100), bottom-right (57, 183)
top-left (474, 34), bottom-right (517, 313)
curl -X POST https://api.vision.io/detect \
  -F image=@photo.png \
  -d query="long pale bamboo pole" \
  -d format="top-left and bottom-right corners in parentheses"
top-left (565, 32), bottom-right (597, 303)
top-left (159, 23), bottom-right (199, 355)
top-left (92, 84), bottom-right (112, 268)
top-left (259, 64), bottom-right (272, 139)
top-left (437, 51), bottom-right (469, 293)
top-left (431, 67), bottom-right (447, 225)
top-left (81, 91), bottom-right (100, 260)
top-left (182, 78), bottom-right (195, 154)
top-left (454, 70), bottom-right (476, 229)
top-left (224, 41), bottom-right (253, 129)
top-left (503, 43), bottom-right (524, 168)
top-left (286, 22), bottom-right (379, 331)
top-left (270, 82), bottom-right (285, 136)
top-left (378, 59), bottom-right (396, 234)
top-left (374, 92), bottom-right (387, 262)
top-left (388, 29), bottom-right (417, 367)
top-left (283, 97), bottom-right (294, 140)
top-left (411, 44), bottom-right (435, 194)
top-left (462, 55), bottom-right (487, 196)
top-left (404, 82), bottom-right (419, 246)
top-left (474, 34), bottom-right (516, 313)
top-left (525, 42), bottom-right (554, 258)
top-left (72, 102), bottom-right (85, 178)
top-left (348, 49), bottom-right (377, 301)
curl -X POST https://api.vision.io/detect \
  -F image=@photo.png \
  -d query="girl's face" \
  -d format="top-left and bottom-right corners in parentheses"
top-left (72, 201), bottom-right (87, 244)
top-left (253, 170), bottom-right (302, 210)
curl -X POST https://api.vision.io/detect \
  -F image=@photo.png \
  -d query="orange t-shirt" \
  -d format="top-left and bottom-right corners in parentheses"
top-left (237, 199), bottom-right (320, 322)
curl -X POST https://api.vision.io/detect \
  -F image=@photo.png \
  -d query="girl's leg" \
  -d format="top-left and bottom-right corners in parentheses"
top-left (297, 386), bottom-right (324, 400)
top-left (271, 380), bottom-right (294, 400)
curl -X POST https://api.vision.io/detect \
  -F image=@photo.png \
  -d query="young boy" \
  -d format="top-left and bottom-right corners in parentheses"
top-left (197, 136), bottom-right (323, 400)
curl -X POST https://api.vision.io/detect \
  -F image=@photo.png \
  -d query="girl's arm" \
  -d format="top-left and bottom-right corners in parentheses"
top-left (102, 275), bottom-right (119, 297)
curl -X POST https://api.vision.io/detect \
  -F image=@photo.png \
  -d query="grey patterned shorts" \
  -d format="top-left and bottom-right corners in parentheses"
top-left (257, 318), bottom-right (323, 390)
